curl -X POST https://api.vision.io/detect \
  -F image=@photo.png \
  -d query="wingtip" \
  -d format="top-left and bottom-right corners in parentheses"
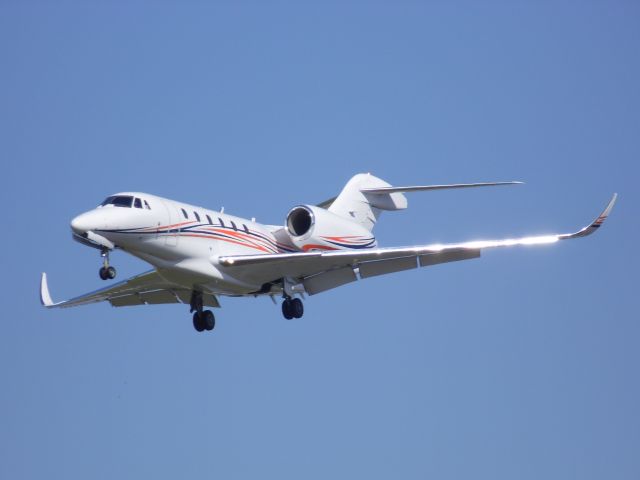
top-left (40, 272), bottom-right (55, 307)
top-left (594, 193), bottom-right (618, 225)
top-left (560, 193), bottom-right (618, 240)
top-left (606, 193), bottom-right (618, 214)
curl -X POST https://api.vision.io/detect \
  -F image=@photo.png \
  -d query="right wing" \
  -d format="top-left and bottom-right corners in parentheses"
top-left (221, 194), bottom-right (617, 295)
top-left (40, 270), bottom-right (219, 309)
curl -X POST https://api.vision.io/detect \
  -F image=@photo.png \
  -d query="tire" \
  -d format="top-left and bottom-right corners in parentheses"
top-left (193, 312), bottom-right (205, 332)
top-left (203, 310), bottom-right (215, 331)
top-left (282, 300), bottom-right (294, 320)
top-left (106, 266), bottom-right (117, 279)
top-left (291, 298), bottom-right (304, 318)
top-left (99, 267), bottom-right (108, 280)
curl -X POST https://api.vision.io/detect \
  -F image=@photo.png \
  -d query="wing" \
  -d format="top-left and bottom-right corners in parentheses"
top-left (40, 270), bottom-right (220, 309)
top-left (220, 194), bottom-right (617, 295)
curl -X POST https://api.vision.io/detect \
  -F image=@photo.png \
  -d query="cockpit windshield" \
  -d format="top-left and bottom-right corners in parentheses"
top-left (100, 195), bottom-right (134, 208)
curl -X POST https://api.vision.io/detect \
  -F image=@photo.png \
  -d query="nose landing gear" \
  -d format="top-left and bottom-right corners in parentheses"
top-left (98, 248), bottom-right (116, 280)
top-left (99, 266), bottom-right (116, 280)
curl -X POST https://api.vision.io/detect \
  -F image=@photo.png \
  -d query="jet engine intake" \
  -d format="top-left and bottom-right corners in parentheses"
top-left (285, 205), bottom-right (376, 252)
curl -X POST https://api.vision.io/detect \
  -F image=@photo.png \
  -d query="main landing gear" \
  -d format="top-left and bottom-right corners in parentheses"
top-left (193, 310), bottom-right (215, 332)
top-left (190, 291), bottom-right (215, 333)
top-left (98, 248), bottom-right (116, 280)
top-left (282, 297), bottom-right (304, 320)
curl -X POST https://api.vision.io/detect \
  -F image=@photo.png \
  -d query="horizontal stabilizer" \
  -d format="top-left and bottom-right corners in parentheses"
top-left (361, 181), bottom-right (523, 195)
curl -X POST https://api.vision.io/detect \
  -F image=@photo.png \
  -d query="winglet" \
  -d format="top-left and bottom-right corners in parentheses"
top-left (40, 272), bottom-right (55, 307)
top-left (560, 193), bottom-right (618, 240)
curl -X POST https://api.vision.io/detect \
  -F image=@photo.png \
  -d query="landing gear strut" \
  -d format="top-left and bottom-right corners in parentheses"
top-left (98, 248), bottom-right (116, 280)
top-left (190, 291), bottom-right (215, 332)
top-left (282, 297), bottom-right (304, 320)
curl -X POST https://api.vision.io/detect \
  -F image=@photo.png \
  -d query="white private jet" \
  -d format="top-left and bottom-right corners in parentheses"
top-left (40, 173), bottom-right (617, 332)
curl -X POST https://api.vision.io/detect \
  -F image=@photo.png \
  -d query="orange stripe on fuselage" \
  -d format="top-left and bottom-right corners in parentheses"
top-left (302, 244), bottom-right (338, 251)
top-left (204, 227), bottom-right (276, 250)
top-left (179, 233), bottom-right (272, 253)
top-left (321, 236), bottom-right (361, 241)
top-left (156, 220), bottom-right (196, 231)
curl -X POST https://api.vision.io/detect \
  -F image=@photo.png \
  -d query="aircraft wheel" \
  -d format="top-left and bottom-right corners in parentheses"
top-left (106, 266), bottom-right (117, 279)
top-left (99, 267), bottom-right (108, 280)
top-left (99, 266), bottom-right (116, 280)
top-left (291, 298), bottom-right (304, 318)
top-left (282, 299), bottom-right (294, 320)
top-left (193, 312), bottom-right (205, 332)
top-left (203, 310), bottom-right (215, 331)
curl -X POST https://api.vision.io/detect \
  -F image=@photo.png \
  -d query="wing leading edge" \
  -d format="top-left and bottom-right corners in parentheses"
top-left (220, 194), bottom-right (617, 294)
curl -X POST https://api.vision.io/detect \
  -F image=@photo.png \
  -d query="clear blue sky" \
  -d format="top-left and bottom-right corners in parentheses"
top-left (1, 2), bottom-right (638, 479)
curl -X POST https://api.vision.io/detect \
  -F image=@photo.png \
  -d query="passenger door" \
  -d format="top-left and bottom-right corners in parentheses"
top-left (161, 200), bottom-right (179, 246)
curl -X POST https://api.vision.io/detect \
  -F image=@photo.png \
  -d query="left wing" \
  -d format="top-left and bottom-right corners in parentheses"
top-left (220, 194), bottom-right (617, 295)
top-left (40, 270), bottom-right (220, 309)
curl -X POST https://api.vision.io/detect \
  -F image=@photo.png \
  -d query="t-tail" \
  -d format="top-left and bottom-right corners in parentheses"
top-left (322, 173), bottom-right (523, 231)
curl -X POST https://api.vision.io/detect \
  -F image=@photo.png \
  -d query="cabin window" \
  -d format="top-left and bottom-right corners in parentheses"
top-left (144, 200), bottom-right (151, 210)
top-left (219, 218), bottom-right (225, 227)
top-left (230, 221), bottom-right (237, 231)
top-left (134, 198), bottom-right (142, 209)
top-left (100, 195), bottom-right (133, 208)
top-left (181, 208), bottom-right (188, 219)
top-left (206, 215), bottom-right (212, 224)
top-left (194, 211), bottom-right (201, 222)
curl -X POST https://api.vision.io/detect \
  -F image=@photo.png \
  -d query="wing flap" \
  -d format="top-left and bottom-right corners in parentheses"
top-left (110, 294), bottom-right (146, 307)
top-left (358, 256), bottom-right (418, 279)
top-left (138, 289), bottom-right (181, 305)
top-left (419, 248), bottom-right (481, 267)
top-left (303, 267), bottom-right (358, 295)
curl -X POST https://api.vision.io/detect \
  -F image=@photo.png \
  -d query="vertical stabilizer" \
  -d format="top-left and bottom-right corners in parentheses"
top-left (328, 173), bottom-right (407, 231)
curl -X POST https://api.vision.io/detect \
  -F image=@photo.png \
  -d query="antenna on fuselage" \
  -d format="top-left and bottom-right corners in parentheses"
top-left (220, 207), bottom-right (225, 213)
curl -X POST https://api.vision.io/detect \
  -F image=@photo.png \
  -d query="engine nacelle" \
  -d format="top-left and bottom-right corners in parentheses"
top-left (285, 205), bottom-right (377, 251)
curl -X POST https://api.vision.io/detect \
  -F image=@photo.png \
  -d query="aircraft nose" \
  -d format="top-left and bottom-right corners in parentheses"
top-left (71, 212), bottom-right (99, 234)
